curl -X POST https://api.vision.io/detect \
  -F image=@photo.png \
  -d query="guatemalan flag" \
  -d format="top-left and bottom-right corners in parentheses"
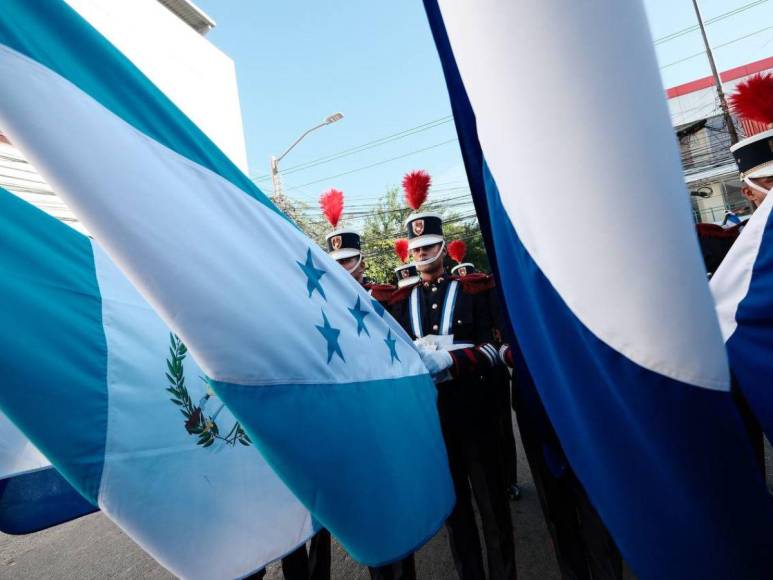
top-left (0, 412), bottom-right (95, 534)
top-left (0, 185), bottom-right (315, 578)
top-left (0, 0), bottom-right (453, 567)
top-left (423, 0), bottom-right (773, 578)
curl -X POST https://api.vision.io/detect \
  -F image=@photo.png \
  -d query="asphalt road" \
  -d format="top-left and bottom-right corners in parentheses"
top-left (0, 415), bottom-right (559, 580)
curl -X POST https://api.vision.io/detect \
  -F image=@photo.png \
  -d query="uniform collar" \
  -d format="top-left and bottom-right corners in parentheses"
top-left (421, 274), bottom-right (447, 287)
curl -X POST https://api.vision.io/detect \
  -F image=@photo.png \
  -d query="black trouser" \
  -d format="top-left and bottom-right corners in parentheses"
top-left (368, 555), bottom-right (417, 580)
top-left (437, 377), bottom-right (517, 580)
top-left (247, 529), bottom-right (331, 580)
top-left (495, 370), bottom-right (518, 489)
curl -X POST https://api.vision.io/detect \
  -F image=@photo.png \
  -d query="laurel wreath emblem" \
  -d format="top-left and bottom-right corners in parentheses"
top-left (165, 333), bottom-right (251, 448)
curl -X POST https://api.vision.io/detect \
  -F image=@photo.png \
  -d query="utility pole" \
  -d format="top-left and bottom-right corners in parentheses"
top-left (691, 0), bottom-right (739, 144)
top-left (270, 155), bottom-right (284, 199)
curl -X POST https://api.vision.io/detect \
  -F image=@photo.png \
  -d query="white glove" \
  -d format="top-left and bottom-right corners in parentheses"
top-left (413, 336), bottom-right (437, 354)
top-left (419, 349), bottom-right (453, 376)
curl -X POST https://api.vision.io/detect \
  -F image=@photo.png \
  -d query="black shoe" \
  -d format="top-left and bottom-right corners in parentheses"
top-left (508, 483), bottom-right (522, 501)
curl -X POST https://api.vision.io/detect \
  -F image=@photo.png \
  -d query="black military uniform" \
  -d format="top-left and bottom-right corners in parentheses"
top-left (389, 208), bottom-right (515, 580)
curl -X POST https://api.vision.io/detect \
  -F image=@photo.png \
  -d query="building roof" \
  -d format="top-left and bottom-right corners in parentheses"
top-left (666, 56), bottom-right (773, 128)
top-left (156, 0), bottom-right (215, 35)
top-left (666, 56), bottom-right (773, 99)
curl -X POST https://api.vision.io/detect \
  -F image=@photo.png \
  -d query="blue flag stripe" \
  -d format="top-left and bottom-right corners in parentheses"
top-left (0, 188), bottom-right (107, 504)
top-left (211, 374), bottom-right (454, 566)
top-left (0, 467), bottom-right (97, 534)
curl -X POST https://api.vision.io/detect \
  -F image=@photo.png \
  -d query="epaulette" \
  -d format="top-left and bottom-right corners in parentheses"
top-left (457, 272), bottom-right (495, 294)
top-left (367, 283), bottom-right (396, 302)
top-left (387, 280), bottom-right (420, 305)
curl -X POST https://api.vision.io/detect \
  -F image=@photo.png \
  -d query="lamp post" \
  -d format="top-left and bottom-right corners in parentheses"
top-left (270, 112), bottom-right (344, 198)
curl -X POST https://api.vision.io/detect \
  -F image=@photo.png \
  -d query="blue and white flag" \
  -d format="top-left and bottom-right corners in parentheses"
top-left (712, 194), bottom-right (773, 437)
top-left (0, 415), bottom-right (96, 534)
top-left (423, 0), bottom-right (773, 578)
top-left (0, 0), bottom-right (453, 566)
top-left (0, 187), bottom-right (313, 578)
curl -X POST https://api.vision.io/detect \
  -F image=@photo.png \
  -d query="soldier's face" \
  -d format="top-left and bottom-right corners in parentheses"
top-left (412, 242), bottom-right (445, 273)
top-left (337, 255), bottom-right (365, 283)
top-left (742, 176), bottom-right (773, 207)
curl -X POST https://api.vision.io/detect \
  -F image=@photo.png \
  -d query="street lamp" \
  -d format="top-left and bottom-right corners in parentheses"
top-left (270, 112), bottom-right (344, 197)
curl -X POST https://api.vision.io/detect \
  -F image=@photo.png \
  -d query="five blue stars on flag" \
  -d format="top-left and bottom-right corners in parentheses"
top-left (300, 247), bottom-right (398, 364)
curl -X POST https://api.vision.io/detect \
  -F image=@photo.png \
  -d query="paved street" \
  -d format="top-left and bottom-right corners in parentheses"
top-left (0, 415), bottom-right (564, 580)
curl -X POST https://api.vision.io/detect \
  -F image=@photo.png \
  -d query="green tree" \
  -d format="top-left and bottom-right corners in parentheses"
top-left (271, 193), bottom-right (328, 244)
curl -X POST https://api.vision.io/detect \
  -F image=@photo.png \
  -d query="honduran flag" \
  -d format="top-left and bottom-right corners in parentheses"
top-left (423, 0), bottom-right (773, 577)
top-left (0, 0), bottom-right (453, 566)
top-left (711, 194), bottom-right (773, 438)
top-left (0, 412), bottom-right (96, 534)
top-left (0, 186), bottom-right (315, 578)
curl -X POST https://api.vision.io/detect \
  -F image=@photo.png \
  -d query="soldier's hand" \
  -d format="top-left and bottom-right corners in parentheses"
top-left (419, 349), bottom-right (453, 377)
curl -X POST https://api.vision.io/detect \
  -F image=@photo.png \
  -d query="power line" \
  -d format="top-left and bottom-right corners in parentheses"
top-left (660, 23), bottom-right (773, 69)
top-left (280, 118), bottom-right (454, 177)
top-left (251, 115), bottom-right (453, 181)
top-left (653, 0), bottom-right (769, 46)
top-left (282, 138), bottom-right (459, 192)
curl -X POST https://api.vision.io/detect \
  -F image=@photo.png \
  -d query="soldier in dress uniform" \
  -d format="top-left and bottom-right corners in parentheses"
top-left (723, 74), bottom-right (773, 470)
top-left (388, 170), bottom-right (516, 580)
top-left (321, 188), bottom-right (415, 580)
top-left (447, 239), bottom-right (520, 502)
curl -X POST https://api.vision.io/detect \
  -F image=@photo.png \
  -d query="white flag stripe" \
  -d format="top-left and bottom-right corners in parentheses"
top-left (711, 193), bottom-right (773, 340)
top-left (0, 414), bottom-right (49, 480)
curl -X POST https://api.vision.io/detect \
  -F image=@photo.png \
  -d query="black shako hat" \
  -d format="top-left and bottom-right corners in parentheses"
top-left (402, 169), bottom-right (444, 250)
top-left (320, 188), bottom-right (362, 260)
top-left (728, 73), bottom-right (773, 179)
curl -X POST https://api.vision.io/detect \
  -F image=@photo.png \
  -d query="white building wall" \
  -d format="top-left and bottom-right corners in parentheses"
top-left (64, 0), bottom-right (248, 172)
top-left (0, 0), bottom-right (249, 232)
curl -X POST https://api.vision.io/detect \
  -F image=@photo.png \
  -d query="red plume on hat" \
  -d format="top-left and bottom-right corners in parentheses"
top-left (394, 238), bottom-right (410, 263)
top-left (402, 170), bottom-right (431, 211)
top-left (319, 188), bottom-right (344, 229)
top-left (447, 240), bottom-right (467, 264)
top-left (730, 73), bottom-right (773, 128)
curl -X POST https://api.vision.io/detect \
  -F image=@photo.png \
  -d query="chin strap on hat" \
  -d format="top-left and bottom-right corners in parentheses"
top-left (345, 253), bottom-right (363, 274)
top-left (412, 241), bottom-right (446, 267)
top-left (744, 175), bottom-right (773, 197)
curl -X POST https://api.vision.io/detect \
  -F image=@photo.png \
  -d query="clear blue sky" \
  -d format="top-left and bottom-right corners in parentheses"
top-left (194, 0), bottom-right (773, 211)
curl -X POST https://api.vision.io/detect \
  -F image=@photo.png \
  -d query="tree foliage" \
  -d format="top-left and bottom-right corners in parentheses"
top-left (272, 193), bottom-right (328, 245)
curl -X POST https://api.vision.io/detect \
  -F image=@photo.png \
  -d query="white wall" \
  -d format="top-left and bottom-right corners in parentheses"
top-left (0, 0), bottom-right (250, 232)
top-left (65, 0), bottom-right (249, 172)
